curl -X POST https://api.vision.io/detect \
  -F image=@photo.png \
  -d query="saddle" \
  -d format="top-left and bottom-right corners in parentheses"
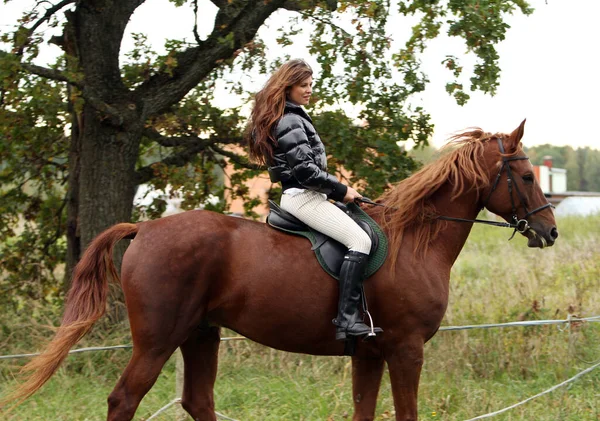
top-left (266, 200), bottom-right (388, 280)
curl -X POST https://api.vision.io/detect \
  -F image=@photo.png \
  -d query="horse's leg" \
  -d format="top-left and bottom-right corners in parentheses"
top-left (385, 337), bottom-right (424, 421)
top-left (351, 355), bottom-right (385, 421)
top-left (106, 345), bottom-right (177, 421)
top-left (179, 325), bottom-right (221, 421)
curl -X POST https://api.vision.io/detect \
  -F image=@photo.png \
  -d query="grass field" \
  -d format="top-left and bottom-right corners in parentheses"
top-left (1, 214), bottom-right (599, 420)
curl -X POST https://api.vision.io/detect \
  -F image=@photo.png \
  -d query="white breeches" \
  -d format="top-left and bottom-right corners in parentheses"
top-left (280, 189), bottom-right (372, 254)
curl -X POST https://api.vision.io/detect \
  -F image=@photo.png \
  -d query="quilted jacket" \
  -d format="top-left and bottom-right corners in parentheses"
top-left (267, 101), bottom-right (348, 202)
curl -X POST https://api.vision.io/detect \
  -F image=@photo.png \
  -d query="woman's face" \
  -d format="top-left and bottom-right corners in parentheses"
top-left (288, 76), bottom-right (313, 105)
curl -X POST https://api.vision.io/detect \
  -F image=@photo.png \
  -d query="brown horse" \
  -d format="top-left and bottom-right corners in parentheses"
top-left (5, 121), bottom-right (558, 420)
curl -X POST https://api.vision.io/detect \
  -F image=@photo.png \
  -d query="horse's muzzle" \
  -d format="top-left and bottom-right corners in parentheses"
top-left (525, 224), bottom-right (558, 248)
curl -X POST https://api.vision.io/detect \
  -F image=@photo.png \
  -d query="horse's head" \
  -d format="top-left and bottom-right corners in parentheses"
top-left (481, 120), bottom-right (558, 248)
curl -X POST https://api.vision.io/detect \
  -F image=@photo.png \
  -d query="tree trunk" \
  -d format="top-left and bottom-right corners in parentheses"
top-left (63, 84), bottom-right (82, 293)
top-left (71, 0), bottom-right (143, 321)
top-left (78, 104), bottom-right (141, 322)
top-left (50, 11), bottom-right (83, 293)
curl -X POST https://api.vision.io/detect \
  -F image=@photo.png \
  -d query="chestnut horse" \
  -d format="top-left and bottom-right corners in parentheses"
top-left (6, 121), bottom-right (558, 420)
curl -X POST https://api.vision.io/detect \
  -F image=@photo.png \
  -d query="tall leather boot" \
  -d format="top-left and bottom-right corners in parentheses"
top-left (332, 251), bottom-right (383, 341)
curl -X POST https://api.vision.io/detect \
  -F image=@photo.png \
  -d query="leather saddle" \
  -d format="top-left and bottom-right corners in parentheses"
top-left (266, 200), bottom-right (383, 279)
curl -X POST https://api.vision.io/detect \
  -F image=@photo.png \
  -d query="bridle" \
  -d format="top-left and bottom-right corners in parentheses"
top-left (440, 137), bottom-right (554, 239)
top-left (359, 137), bottom-right (554, 240)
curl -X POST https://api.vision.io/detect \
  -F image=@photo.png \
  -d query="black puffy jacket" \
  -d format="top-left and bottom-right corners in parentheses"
top-left (267, 101), bottom-right (348, 202)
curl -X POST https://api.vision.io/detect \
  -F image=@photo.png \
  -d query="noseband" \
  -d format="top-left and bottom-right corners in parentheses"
top-left (439, 137), bottom-right (554, 239)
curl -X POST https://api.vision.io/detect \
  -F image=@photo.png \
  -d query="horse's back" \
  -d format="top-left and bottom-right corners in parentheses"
top-left (121, 210), bottom-right (267, 284)
top-left (119, 210), bottom-right (351, 355)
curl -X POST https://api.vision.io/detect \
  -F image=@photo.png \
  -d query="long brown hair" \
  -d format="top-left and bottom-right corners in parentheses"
top-left (247, 59), bottom-right (313, 165)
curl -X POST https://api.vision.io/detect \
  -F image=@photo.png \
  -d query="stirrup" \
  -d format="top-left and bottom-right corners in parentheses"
top-left (363, 309), bottom-right (378, 338)
top-left (359, 284), bottom-right (380, 338)
top-left (333, 319), bottom-right (383, 341)
top-left (335, 327), bottom-right (383, 341)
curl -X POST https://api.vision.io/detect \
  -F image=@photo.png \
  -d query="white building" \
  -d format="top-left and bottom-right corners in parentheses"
top-left (533, 156), bottom-right (567, 194)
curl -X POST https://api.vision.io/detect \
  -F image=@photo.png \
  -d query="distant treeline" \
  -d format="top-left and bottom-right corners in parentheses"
top-left (410, 144), bottom-right (600, 192)
top-left (525, 144), bottom-right (600, 192)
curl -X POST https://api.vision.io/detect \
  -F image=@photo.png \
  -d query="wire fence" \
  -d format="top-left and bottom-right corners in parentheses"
top-left (2, 315), bottom-right (600, 420)
top-left (438, 314), bottom-right (600, 331)
top-left (2, 316), bottom-right (599, 361)
top-left (0, 336), bottom-right (247, 360)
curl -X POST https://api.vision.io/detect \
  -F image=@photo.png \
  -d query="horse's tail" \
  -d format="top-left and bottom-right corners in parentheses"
top-left (1, 222), bottom-right (139, 409)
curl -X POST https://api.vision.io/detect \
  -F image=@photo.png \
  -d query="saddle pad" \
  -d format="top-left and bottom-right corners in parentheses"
top-left (269, 202), bottom-right (388, 280)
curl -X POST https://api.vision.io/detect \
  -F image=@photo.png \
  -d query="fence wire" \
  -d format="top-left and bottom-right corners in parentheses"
top-left (463, 360), bottom-right (600, 421)
top-left (3, 315), bottom-right (600, 420)
top-left (2, 316), bottom-right (598, 361)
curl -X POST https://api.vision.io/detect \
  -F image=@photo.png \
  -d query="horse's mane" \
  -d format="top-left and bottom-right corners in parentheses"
top-left (371, 128), bottom-right (509, 264)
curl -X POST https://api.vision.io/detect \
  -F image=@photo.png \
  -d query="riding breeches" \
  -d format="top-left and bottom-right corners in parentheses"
top-left (279, 189), bottom-right (372, 254)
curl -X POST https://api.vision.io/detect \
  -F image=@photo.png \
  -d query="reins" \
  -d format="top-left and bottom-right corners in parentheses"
top-left (357, 137), bottom-right (554, 240)
top-left (358, 198), bottom-right (536, 240)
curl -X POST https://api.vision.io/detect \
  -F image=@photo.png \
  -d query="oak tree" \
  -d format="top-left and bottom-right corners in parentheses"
top-left (0, 0), bottom-right (533, 306)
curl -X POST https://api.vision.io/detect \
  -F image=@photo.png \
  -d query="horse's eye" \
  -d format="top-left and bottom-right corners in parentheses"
top-left (522, 174), bottom-right (534, 184)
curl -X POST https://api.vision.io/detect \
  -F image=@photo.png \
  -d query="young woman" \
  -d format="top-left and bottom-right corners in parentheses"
top-left (247, 59), bottom-right (382, 341)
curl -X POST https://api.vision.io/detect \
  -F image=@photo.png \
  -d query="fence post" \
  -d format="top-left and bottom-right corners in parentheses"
top-left (175, 349), bottom-right (186, 420)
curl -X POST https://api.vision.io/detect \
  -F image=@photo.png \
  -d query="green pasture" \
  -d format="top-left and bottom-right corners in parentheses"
top-left (1, 214), bottom-right (599, 420)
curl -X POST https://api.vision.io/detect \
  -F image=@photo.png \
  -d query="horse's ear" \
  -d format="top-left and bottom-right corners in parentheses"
top-left (507, 119), bottom-right (526, 151)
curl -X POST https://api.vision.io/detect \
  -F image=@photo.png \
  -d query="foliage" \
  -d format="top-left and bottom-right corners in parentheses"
top-left (0, 57), bottom-right (69, 301)
top-left (1, 0), bottom-right (533, 306)
top-left (408, 142), bottom-right (440, 166)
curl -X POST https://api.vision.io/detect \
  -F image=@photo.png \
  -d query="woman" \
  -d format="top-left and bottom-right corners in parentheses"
top-left (247, 59), bottom-right (382, 341)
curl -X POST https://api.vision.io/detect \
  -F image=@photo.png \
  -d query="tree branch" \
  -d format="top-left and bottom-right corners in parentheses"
top-left (42, 192), bottom-right (68, 257)
top-left (298, 10), bottom-right (350, 37)
top-left (6, 52), bottom-right (122, 126)
top-left (135, 129), bottom-right (254, 184)
top-left (134, 138), bottom-right (212, 185)
top-left (7, 58), bottom-right (121, 125)
top-left (16, 0), bottom-right (77, 56)
top-left (209, 0), bottom-right (228, 8)
top-left (44, 158), bottom-right (68, 171)
top-left (17, 65), bottom-right (125, 126)
top-left (142, 127), bottom-right (208, 147)
top-left (20, 62), bottom-right (83, 88)
top-left (281, 0), bottom-right (315, 12)
top-left (16, 54), bottom-right (126, 126)
top-left (282, 0), bottom-right (337, 12)
top-left (134, 0), bottom-right (336, 118)
top-left (209, 144), bottom-right (262, 170)
top-left (135, 0), bottom-right (289, 118)
top-left (29, 0), bottom-right (76, 36)
top-left (192, 0), bottom-right (203, 45)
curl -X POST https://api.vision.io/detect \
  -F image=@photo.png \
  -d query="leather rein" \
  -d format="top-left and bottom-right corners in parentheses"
top-left (357, 137), bottom-right (554, 240)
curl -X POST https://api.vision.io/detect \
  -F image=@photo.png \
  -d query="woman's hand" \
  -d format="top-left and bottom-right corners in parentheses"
top-left (343, 186), bottom-right (363, 203)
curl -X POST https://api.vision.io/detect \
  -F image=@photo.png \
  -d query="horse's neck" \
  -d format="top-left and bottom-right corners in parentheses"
top-left (426, 185), bottom-right (481, 265)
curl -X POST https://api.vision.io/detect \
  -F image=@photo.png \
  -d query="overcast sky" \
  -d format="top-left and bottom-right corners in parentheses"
top-left (1, 0), bottom-right (599, 150)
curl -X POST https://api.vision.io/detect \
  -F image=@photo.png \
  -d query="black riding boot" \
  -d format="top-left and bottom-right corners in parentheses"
top-left (332, 251), bottom-right (383, 341)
